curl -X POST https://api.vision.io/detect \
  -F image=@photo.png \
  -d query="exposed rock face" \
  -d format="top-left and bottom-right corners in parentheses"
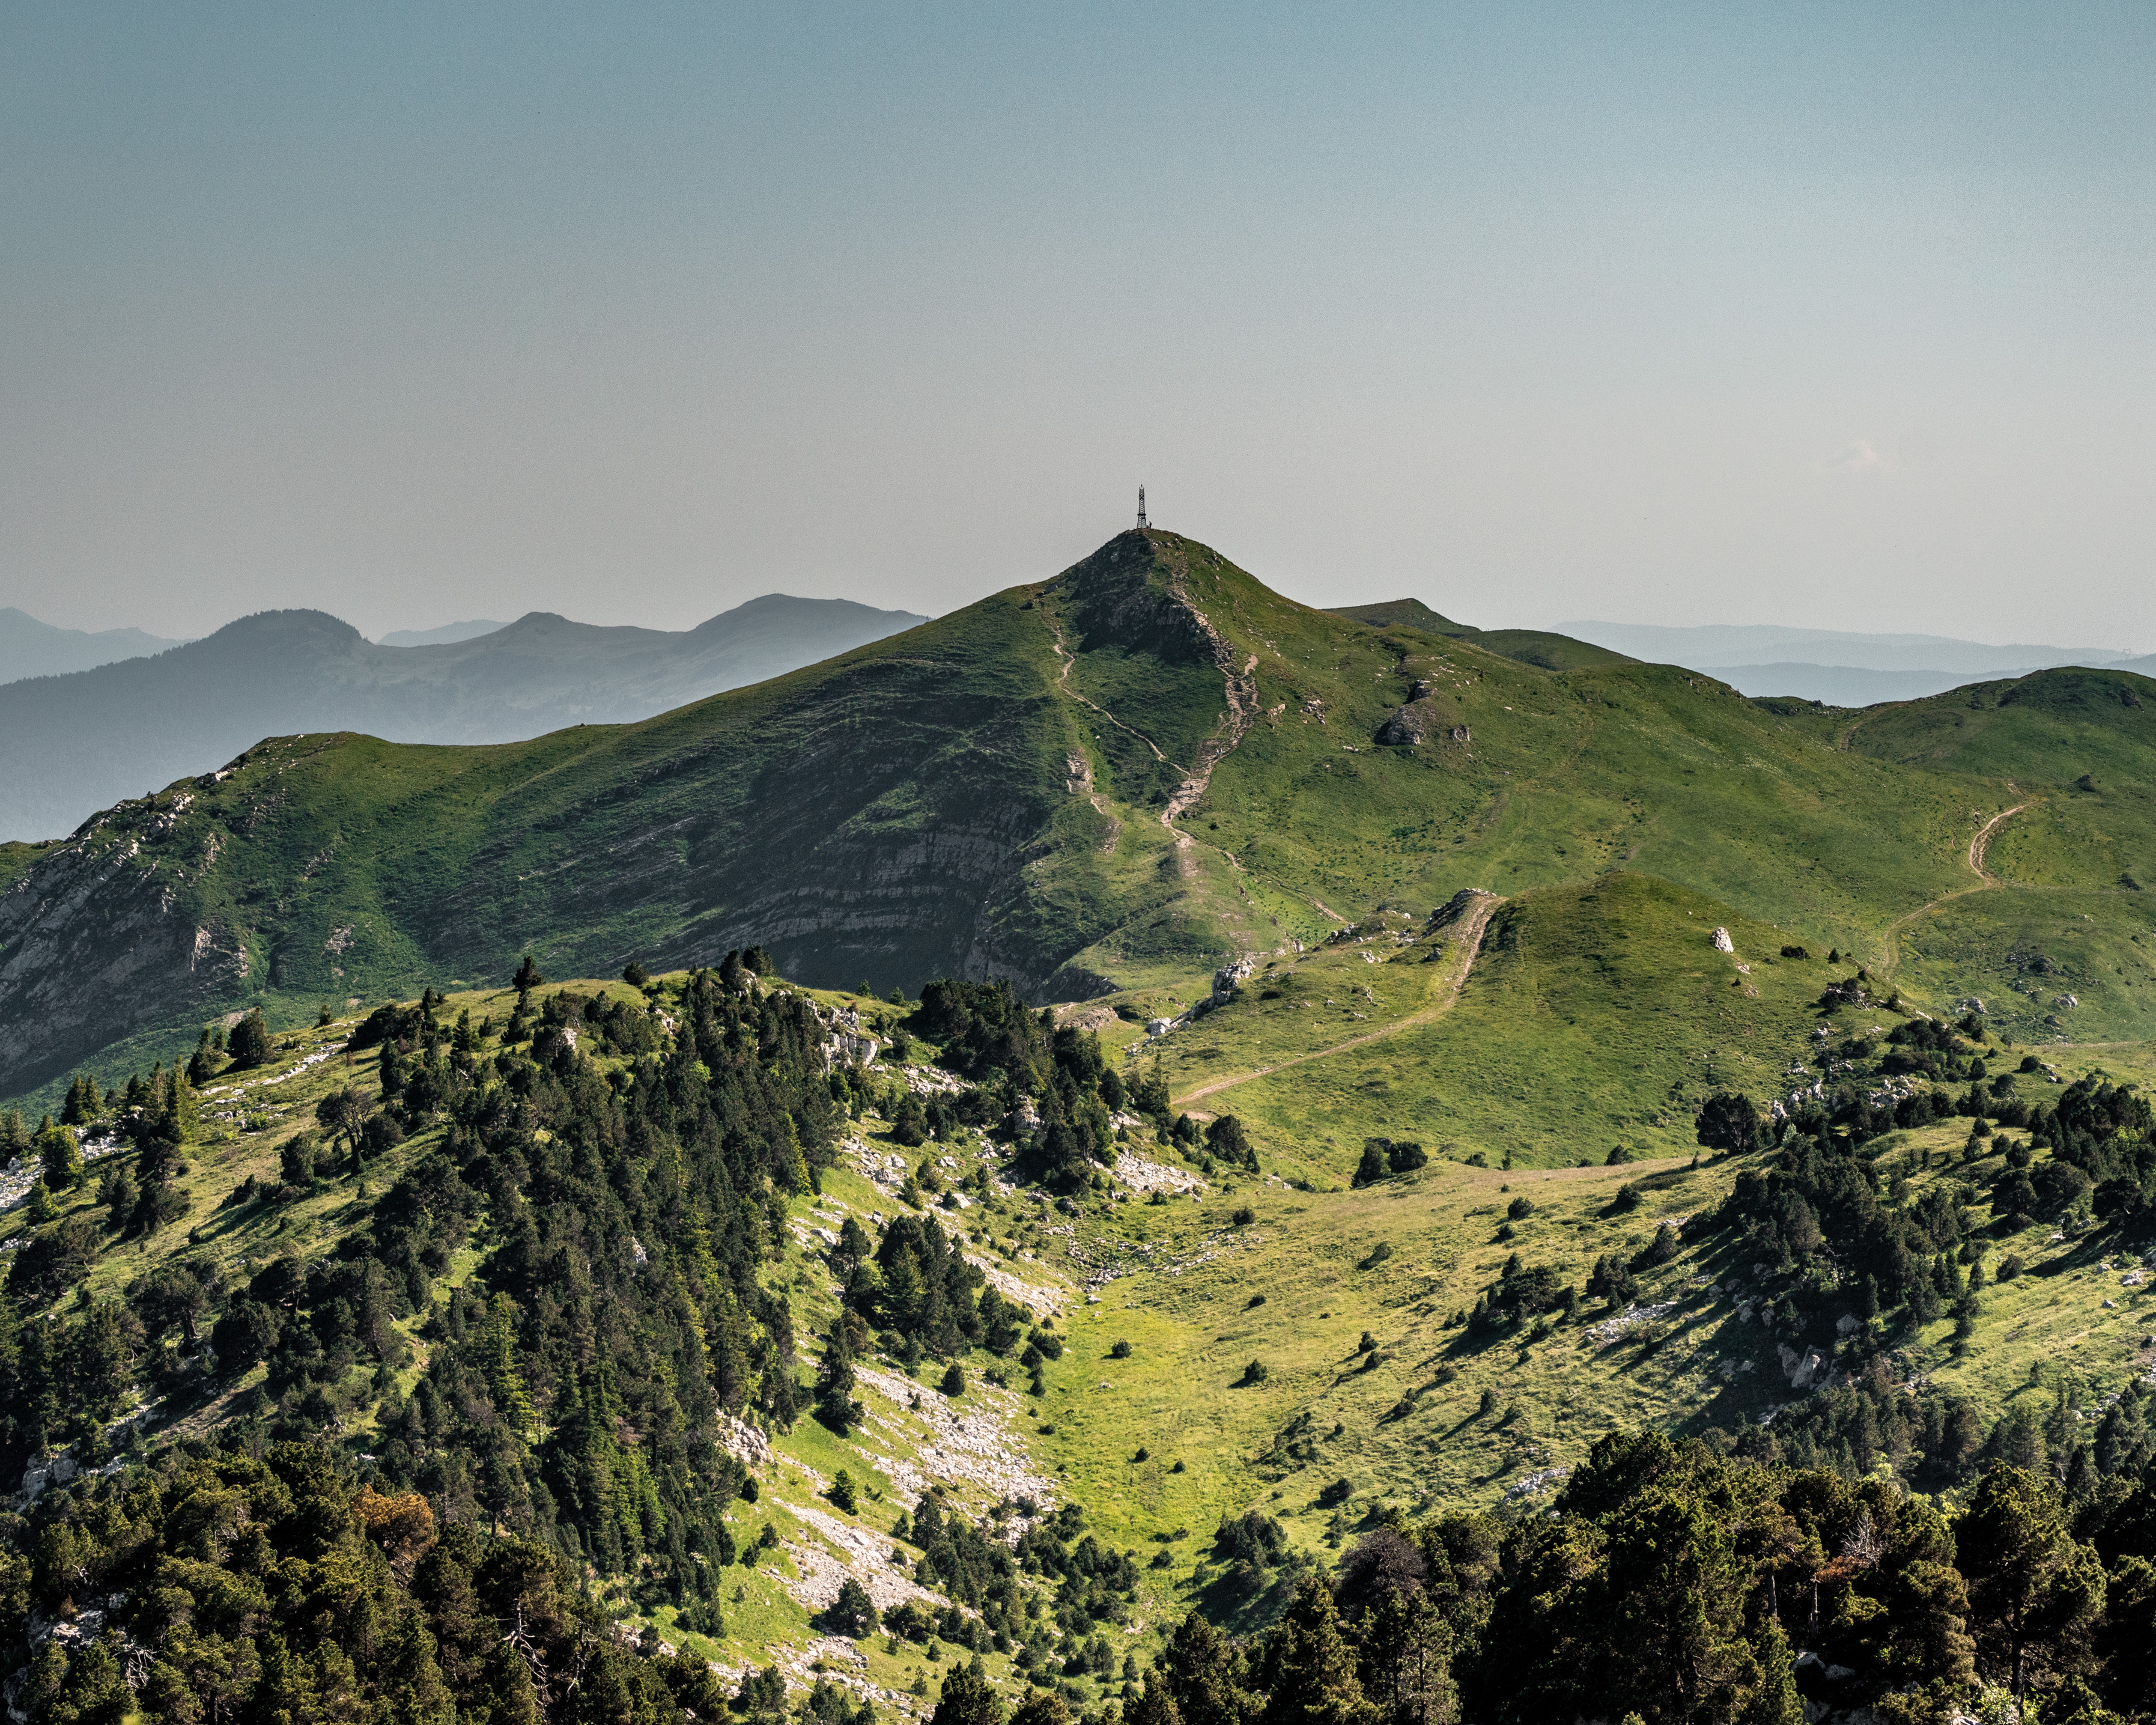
top-left (1778, 1342), bottom-right (1829, 1389)
top-left (0, 823), bottom-right (250, 1097)
top-left (816, 1003), bottom-right (882, 1068)
top-left (1376, 704), bottom-right (1432, 746)
top-left (1210, 958), bottom-right (1255, 1006)
top-left (1374, 686), bottom-right (1469, 747)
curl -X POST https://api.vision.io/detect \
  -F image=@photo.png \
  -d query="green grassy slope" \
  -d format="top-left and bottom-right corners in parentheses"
top-left (8, 528), bottom-right (2156, 1136)
top-left (31, 962), bottom-right (2156, 1687)
top-left (1146, 873), bottom-right (1835, 1176)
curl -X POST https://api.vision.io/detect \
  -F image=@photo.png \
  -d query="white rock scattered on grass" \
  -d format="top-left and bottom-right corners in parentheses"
top-left (774, 1498), bottom-right (947, 1614)
top-left (715, 1412), bottom-right (773, 1468)
top-left (1587, 1300), bottom-right (1680, 1345)
top-left (1111, 1150), bottom-right (1206, 1196)
top-left (1711, 928), bottom-right (1734, 953)
top-left (852, 1363), bottom-right (1059, 1511)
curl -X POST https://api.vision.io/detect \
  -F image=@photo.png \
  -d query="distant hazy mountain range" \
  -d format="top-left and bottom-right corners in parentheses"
top-left (1559, 620), bottom-right (2152, 705)
top-left (0, 608), bottom-right (188, 683)
top-left (374, 619), bottom-right (512, 648)
top-left (0, 594), bottom-right (926, 842)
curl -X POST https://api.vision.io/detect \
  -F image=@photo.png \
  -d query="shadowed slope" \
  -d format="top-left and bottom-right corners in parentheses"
top-left (7, 530), bottom-right (2156, 1103)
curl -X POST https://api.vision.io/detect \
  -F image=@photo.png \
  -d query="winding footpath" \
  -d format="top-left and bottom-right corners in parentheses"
top-left (1173, 892), bottom-right (1505, 1107)
top-left (1880, 797), bottom-right (2032, 974)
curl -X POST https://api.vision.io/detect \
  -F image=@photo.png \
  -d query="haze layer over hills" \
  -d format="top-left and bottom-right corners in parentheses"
top-left (0, 607), bottom-right (187, 684)
top-left (374, 618), bottom-right (512, 647)
top-left (0, 593), bottom-right (926, 841)
top-left (1563, 618), bottom-right (2154, 706)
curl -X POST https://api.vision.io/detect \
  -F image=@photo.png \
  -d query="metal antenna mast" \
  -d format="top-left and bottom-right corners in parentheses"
top-left (1136, 485), bottom-right (1149, 529)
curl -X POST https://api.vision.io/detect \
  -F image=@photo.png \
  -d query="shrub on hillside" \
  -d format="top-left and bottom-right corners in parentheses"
top-left (1205, 1115), bottom-right (1259, 1172)
top-left (1695, 1090), bottom-right (1764, 1155)
top-left (226, 1009), bottom-right (273, 1069)
top-left (1353, 1137), bottom-right (1428, 1187)
top-left (1635, 1222), bottom-right (1683, 1268)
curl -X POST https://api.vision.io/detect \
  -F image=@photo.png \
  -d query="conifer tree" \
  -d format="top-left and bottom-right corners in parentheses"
top-left (34, 1119), bottom-right (82, 1192)
top-left (893, 1092), bottom-right (931, 1148)
top-left (1206, 1115), bottom-right (1260, 1173)
top-left (226, 1009), bottom-right (272, 1069)
top-left (827, 1576), bottom-right (878, 1638)
top-left (99, 1164), bottom-right (136, 1232)
top-left (1955, 1464), bottom-right (2106, 1703)
top-left (1747, 1617), bottom-right (1802, 1725)
top-left (1009, 1689), bottom-right (1072, 1725)
top-left (1125, 1672), bottom-right (1183, 1725)
top-left (481, 1294), bottom-right (537, 1443)
top-left (58, 1074), bottom-right (100, 1127)
top-left (815, 1321), bottom-right (863, 1434)
top-left (931, 1658), bottom-right (1004, 1725)
top-left (1262, 1581), bottom-right (1375, 1725)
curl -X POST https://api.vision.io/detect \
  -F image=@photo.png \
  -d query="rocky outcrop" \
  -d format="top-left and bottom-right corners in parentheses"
top-left (1374, 681), bottom-right (1469, 747)
top-left (1428, 889), bottom-right (1496, 930)
top-left (0, 821), bottom-right (246, 1095)
top-left (816, 1003), bottom-right (882, 1068)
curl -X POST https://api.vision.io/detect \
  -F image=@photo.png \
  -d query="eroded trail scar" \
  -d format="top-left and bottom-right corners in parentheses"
top-left (1969, 800), bottom-right (2026, 881)
top-left (1881, 799), bottom-right (2031, 973)
top-left (1039, 603), bottom-right (1173, 854)
top-left (1173, 893), bottom-right (1505, 1106)
top-left (1040, 601), bottom-right (1183, 771)
top-left (1037, 574), bottom-right (1261, 865)
top-left (1158, 618), bottom-right (1260, 844)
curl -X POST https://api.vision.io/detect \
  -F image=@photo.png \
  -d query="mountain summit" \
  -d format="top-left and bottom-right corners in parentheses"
top-left (2, 526), bottom-right (2154, 1100)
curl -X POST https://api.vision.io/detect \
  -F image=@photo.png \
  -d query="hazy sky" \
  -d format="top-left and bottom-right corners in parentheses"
top-left (4, 4), bottom-right (2152, 645)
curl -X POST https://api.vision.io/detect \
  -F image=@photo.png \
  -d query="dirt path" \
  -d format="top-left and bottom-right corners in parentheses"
top-left (1880, 798), bottom-right (2032, 973)
top-left (1037, 595), bottom-right (1337, 929)
top-left (1037, 604), bottom-right (1173, 856)
top-left (1968, 800), bottom-right (2026, 880)
top-left (1039, 601), bottom-right (1187, 779)
top-left (1173, 893), bottom-right (1504, 1106)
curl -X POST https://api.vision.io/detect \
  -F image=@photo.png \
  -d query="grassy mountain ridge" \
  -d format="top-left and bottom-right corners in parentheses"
top-left (7, 528), bottom-right (2156, 1115)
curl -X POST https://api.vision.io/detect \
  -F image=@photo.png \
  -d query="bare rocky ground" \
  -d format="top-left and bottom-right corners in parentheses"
top-left (851, 1363), bottom-right (1060, 1512)
top-left (730, 1352), bottom-right (1061, 1715)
